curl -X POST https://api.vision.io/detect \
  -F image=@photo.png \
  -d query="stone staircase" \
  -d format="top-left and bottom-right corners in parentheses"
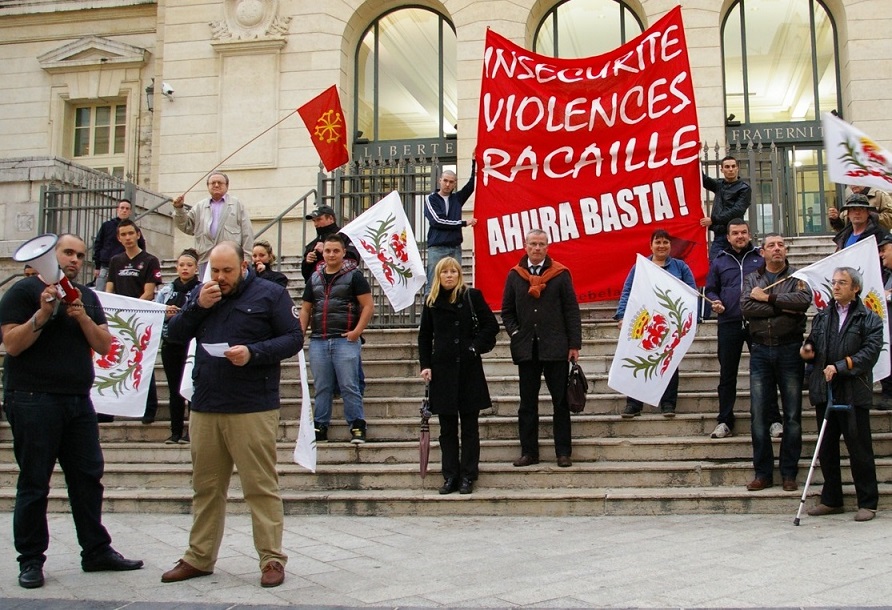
top-left (4, 233), bottom-right (889, 516)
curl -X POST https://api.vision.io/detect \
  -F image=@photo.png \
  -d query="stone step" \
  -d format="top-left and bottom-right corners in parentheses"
top-left (3, 430), bottom-right (891, 465)
top-left (2, 453), bottom-right (890, 492)
top-left (7, 409), bottom-right (891, 443)
top-left (0, 484), bottom-right (887, 517)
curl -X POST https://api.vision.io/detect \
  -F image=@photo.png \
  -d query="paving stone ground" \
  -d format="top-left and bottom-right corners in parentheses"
top-left (0, 511), bottom-right (891, 608)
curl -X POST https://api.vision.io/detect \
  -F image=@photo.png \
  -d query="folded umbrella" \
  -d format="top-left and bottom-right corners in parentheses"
top-left (419, 383), bottom-right (432, 479)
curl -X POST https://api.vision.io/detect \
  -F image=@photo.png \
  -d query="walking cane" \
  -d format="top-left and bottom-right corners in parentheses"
top-left (793, 387), bottom-right (852, 526)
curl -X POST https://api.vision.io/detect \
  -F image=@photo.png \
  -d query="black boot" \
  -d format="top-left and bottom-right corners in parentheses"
top-left (439, 478), bottom-right (459, 494)
top-left (459, 478), bottom-right (473, 495)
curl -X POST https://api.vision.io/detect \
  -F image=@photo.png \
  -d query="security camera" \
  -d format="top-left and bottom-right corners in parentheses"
top-left (161, 82), bottom-right (174, 97)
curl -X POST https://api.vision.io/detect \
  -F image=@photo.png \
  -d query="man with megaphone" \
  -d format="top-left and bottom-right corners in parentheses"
top-left (0, 233), bottom-right (144, 589)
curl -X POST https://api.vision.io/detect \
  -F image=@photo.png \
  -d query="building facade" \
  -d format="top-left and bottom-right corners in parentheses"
top-left (0, 0), bottom-right (889, 258)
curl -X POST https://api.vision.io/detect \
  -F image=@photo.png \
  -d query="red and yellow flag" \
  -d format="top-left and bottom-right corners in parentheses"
top-left (298, 85), bottom-right (350, 172)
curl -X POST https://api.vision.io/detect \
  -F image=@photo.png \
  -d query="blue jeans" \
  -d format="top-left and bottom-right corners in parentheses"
top-left (749, 343), bottom-right (803, 481)
top-left (426, 245), bottom-right (462, 288)
top-left (95, 266), bottom-right (109, 292)
top-left (309, 337), bottom-right (365, 426)
top-left (4, 391), bottom-right (112, 566)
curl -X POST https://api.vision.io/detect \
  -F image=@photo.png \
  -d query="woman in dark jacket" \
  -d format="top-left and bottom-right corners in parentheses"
top-left (154, 248), bottom-right (201, 443)
top-left (418, 257), bottom-right (498, 495)
top-left (252, 240), bottom-right (288, 287)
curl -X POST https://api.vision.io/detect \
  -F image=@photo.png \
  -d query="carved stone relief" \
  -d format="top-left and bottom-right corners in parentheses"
top-left (210, 0), bottom-right (291, 41)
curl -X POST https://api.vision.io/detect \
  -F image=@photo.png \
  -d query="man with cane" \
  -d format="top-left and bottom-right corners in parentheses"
top-left (799, 267), bottom-right (883, 522)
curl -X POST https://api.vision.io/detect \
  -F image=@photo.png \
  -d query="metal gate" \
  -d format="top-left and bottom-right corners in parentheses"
top-left (39, 174), bottom-right (134, 285)
top-left (317, 157), bottom-right (444, 328)
top-left (701, 140), bottom-right (839, 238)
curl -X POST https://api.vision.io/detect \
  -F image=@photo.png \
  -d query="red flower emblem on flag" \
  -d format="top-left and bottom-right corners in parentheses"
top-left (92, 312), bottom-right (150, 396)
top-left (622, 287), bottom-right (693, 380)
top-left (839, 136), bottom-right (892, 185)
top-left (358, 214), bottom-right (417, 287)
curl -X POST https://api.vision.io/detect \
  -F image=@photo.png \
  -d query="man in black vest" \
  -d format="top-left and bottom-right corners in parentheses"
top-left (300, 234), bottom-right (374, 443)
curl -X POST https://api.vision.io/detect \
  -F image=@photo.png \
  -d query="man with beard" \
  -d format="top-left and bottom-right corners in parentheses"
top-left (161, 242), bottom-right (302, 588)
top-left (1, 234), bottom-right (143, 588)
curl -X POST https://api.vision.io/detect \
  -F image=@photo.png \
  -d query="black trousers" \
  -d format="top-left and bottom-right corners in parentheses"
top-left (716, 321), bottom-right (749, 429)
top-left (517, 353), bottom-right (571, 459)
top-left (160, 341), bottom-right (190, 436)
top-left (438, 411), bottom-right (480, 481)
top-left (815, 403), bottom-right (878, 510)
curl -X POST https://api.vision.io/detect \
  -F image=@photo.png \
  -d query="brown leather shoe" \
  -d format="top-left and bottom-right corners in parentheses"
top-left (161, 559), bottom-right (212, 583)
top-left (513, 455), bottom-right (539, 467)
top-left (746, 478), bottom-right (773, 491)
top-left (556, 456), bottom-right (572, 468)
top-left (261, 561), bottom-right (285, 587)
top-left (855, 508), bottom-right (877, 522)
top-left (807, 503), bottom-right (844, 517)
top-left (782, 478), bottom-right (797, 491)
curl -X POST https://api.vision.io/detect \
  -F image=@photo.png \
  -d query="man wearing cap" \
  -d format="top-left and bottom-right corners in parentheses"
top-left (301, 205), bottom-right (359, 281)
top-left (829, 186), bottom-right (892, 232)
top-left (172, 172), bottom-right (253, 268)
top-left (424, 163), bottom-right (477, 287)
top-left (832, 193), bottom-right (885, 252)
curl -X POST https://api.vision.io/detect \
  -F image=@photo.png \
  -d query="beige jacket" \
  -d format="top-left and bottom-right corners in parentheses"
top-left (174, 194), bottom-right (253, 264)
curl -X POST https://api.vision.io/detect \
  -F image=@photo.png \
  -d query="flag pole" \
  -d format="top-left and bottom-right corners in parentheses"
top-left (179, 109), bottom-right (298, 198)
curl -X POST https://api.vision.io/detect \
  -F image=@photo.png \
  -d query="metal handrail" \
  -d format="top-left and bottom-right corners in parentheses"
top-left (252, 189), bottom-right (317, 271)
top-left (0, 273), bottom-right (24, 290)
top-left (133, 197), bottom-right (173, 223)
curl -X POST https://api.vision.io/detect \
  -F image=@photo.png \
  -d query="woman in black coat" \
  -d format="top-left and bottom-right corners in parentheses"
top-left (252, 239), bottom-right (288, 287)
top-left (418, 257), bottom-right (498, 495)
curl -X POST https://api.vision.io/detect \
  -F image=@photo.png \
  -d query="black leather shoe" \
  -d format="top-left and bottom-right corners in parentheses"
top-left (18, 563), bottom-right (44, 589)
top-left (459, 478), bottom-right (473, 494)
top-left (439, 478), bottom-right (459, 494)
top-left (82, 549), bottom-right (144, 572)
top-left (512, 455), bottom-right (539, 467)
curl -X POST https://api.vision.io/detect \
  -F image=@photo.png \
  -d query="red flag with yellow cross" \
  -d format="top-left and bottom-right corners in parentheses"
top-left (298, 85), bottom-right (350, 171)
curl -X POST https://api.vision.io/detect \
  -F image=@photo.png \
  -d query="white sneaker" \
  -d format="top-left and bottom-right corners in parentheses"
top-left (710, 423), bottom-right (731, 439)
top-left (770, 422), bottom-right (784, 438)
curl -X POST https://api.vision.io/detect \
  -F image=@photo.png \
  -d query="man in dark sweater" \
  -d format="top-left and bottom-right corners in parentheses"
top-left (92, 199), bottom-right (145, 291)
top-left (702, 156), bottom-right (752, 261)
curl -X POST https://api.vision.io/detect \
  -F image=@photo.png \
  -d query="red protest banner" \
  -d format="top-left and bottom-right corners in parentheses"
top-left (474, 6), bottom-right (706, 309)
top-left (298, 85), bottom-right (350, 171)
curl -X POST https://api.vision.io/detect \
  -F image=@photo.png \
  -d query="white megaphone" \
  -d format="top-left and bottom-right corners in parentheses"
top-left (13, 233), bottom-right (80, 303)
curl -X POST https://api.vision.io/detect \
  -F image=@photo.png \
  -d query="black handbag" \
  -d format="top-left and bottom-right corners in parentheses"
top-left (566, 359), bottom-right (588, 413)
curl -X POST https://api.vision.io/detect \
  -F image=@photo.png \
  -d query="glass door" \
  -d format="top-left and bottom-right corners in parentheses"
top-left (781, 146), bottom-right (836, 236)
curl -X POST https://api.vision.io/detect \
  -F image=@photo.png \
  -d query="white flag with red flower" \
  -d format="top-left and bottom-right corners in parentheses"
top-left (340, 190), bottom-right (425, 311)
top-left (293, 350), bottom-right (317, 471)
top-left (608, 255), bottom-right (700, 405)
top-left (823, 112), bottom-right (892, 191)
top-left (792, 236), bottom-right (890, 380)
top-left (91, 292), bottom-right (166, 416)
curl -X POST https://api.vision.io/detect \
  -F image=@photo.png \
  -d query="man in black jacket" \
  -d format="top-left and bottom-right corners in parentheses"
top-left (740, 234), bottom-right (811, 493)
top-left (92, 199), bottom-right (145, 291)
top-left (501, 229), bottom-right (581, 468)
top-left (800, 267), bottom-right (883, 521)
top-left (701, 156), bottom-right (752, 260)
top-left (301, 205), bottom-right (359, 280)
